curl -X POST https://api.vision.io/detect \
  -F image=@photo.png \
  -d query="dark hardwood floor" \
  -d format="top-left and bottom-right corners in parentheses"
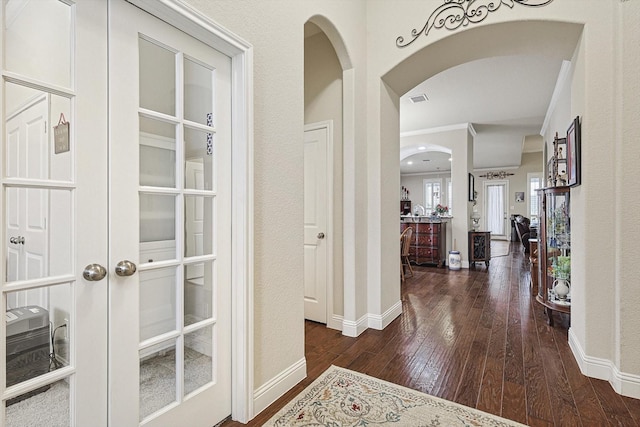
top-left (224, 242), bottom-right (640, 426)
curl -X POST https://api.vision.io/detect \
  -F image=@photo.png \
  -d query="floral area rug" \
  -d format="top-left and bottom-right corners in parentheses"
top-left (263, 365), bottom-right (527, 426)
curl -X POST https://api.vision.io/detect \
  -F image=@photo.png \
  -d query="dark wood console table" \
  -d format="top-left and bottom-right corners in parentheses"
top-left (468, 231), bottom-right (491, 269)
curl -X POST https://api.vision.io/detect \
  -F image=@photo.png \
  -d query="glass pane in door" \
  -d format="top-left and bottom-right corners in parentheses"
top-left (139, 338), bottom-right (177, 421)
top-left (139, 37), bottom-right (176, 116)
top-left (184, 261), bottom-right (213, 325)
top-left (5, 188), bottom-right (72, 282)
top-left (139, 117), bottom-right (176, 188)
top-left (139, 267), bottom-right (178, 342)
top-left (183, 57), bottom-right (213, 125)
top-left (4, 83), bottom-right (72, 182)
top-left (184, 196), bottom-right (213, 257)
top-left (184, 325), bottom-right (213, 395)
top-left (5, 378), bottom-right (70, 425)
top-left (139, 193), bottom-right (176, 263)
top-left (184, 127), bottom-right (214, 191)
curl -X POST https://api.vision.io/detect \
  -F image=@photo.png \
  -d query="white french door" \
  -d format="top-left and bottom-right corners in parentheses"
top-left (484, 180), bottom-right (509, 239)
top-left (2, 1), bottom-right (109, 426)
top-left (2, 1), bottom-right (239, 426)
top-left (108, 1), bottom-right (232, 426)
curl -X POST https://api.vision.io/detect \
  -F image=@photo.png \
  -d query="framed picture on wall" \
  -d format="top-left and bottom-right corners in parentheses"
top-left (468, 173), bottom-right (475, 201)
top-left (566, 116), bottom-right (581, 187)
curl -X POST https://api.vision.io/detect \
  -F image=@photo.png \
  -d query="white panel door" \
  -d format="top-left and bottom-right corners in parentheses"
top-left (303, 125), bottom-right (328, 323)
top-left (108, 1), bottom-right (232, 426)
top-left (5, 95), bottom-right (48, 283)
top-left (2, 1), bottom-right (108, 426)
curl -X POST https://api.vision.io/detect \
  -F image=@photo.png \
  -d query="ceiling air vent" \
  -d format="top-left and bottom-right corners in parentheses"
top-left (409, 94), bottom-right (428, 103)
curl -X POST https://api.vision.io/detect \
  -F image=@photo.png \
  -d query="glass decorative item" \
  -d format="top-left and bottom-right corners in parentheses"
top-left (470, 210), bottom-right (481, 231)
top-left (536, 186), bottom-right (571, 326)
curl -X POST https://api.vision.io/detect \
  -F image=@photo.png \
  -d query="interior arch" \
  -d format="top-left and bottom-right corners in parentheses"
top-left (373, 19), bottom-right (585, 321)
top-left (306, 14), bottom-right (353, 70)
top-left (383, 20), bottom-right (584, 97)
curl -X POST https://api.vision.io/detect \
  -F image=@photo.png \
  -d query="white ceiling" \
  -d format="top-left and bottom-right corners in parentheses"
top-left (400, 54), bottom-right (565, 174)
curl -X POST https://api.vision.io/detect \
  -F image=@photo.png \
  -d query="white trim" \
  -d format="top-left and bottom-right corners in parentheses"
top-left (328, 314), bottom-right (344, 331)
top-left (526, 172), bottom-right (543, 221)
top-left (473, 165), bottom-right (520, 172)
top-left (569, 329), bottom-right (640, 399)
top-left (368, 300), bottom-right (402, 330)
top-left (304, 121), bottom-right (334, 329)
top-left (253, 358), bottom-right (307, 415)
top-left (342, 314), bottom-right (369, 338)
top-left (127, 0), bottom-right (255, 422)
top-left (400, 122), bottom-right (476, 138)
top-left (540, 60), bottom-right (572, 136)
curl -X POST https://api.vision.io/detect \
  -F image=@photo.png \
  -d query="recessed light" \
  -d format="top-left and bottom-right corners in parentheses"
top-left (407, 161), bottom-right (413, 165)
top-left (448, 158), bottom-right (452, 162)
top-left (418, 146), bottom-right (426, 151)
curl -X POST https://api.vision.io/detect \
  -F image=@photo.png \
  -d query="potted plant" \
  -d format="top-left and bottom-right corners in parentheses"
top-left (550, 255), bottom-right (570, 280)
top-left (549, 255), bottom-right (570, 300)
top-left (435, 204), bottom-right (449, 217)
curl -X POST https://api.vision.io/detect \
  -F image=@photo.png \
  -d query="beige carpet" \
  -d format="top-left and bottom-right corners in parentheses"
top-left (264, 365), bottom-right (527, 426)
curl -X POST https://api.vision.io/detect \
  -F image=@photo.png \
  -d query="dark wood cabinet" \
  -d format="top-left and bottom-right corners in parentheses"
top-left (401, 221), bottom-right (447, 267)
top-left (536, 186), bottom-right (571, 326)
top-left (468, 231), bottom-right (490, 269)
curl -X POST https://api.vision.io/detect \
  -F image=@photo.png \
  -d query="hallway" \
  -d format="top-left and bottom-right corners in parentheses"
top-left (225, 243), bottom-right (640, 426)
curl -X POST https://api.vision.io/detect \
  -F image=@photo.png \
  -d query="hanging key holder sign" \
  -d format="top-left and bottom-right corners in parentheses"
top-left (54, 113), bottom-right (70, 154)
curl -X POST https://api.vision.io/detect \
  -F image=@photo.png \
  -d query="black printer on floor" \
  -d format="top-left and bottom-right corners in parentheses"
top-left (5, 305), bottom-right (51, 404)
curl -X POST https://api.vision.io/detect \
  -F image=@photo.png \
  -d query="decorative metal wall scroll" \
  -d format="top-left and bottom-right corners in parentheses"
top-left (478, 171), bottom-right (515, 180)
top-left (396, 0), bottom-right (555, 48)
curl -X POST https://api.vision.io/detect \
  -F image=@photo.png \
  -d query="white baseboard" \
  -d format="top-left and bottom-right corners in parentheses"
top-left (327, 314), bottom-right (343, 331)
top-left (253, 358), bottom-right (306, 415)
top-left (332, 301), bottom-right (402, 336)
top-left (569, 328), bottom-right (640, 399)
top-left (368, 300), bottom-right (402, 330)
top-left (342, 314), bottom-right (368, 337)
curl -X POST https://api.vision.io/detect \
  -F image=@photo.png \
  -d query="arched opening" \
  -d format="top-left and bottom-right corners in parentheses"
top-left (370, 19), bottom-right (584, 330)
top-left (303, 16), bottom-right (354, 332)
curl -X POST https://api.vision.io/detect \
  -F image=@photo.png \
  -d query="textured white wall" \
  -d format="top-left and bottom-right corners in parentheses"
top-left (618, 0), bottom-right (640, 377)
top-left (183, 0), bottom-right (369, 393)
top-left (182, 0), bottom-right (640, 406)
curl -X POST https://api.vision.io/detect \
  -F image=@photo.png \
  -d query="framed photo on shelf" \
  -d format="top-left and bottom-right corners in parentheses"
top-left (566, 116), bottom-right (581, 187)
top-left (555, 137), bottom-right (567, 162)
top-left (468, 173), bottom-right (475, 201)
top-left (556, 159), bottom-right (568, 186)
top-left (546, 157), bottom-right (555, 187)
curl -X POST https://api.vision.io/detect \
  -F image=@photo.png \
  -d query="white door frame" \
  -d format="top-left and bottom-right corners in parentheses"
top-left (303, 121), bottom-right (336, 329)
top-left (127, 0), bottom-right (254, 422)
top-left (483, 179), bottom-right (509, 239)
